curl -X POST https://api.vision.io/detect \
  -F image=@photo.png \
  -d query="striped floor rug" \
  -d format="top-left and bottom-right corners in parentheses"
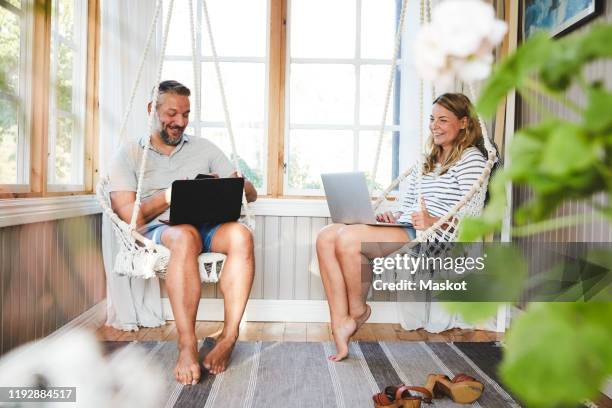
top-left (104, 339), bottom-right (522, 408)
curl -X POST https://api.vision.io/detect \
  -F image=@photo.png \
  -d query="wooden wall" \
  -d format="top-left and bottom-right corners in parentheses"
top-left (514, 0), bottom-right (612, 243)
top-left (0, 215), bottom-right (106, 355)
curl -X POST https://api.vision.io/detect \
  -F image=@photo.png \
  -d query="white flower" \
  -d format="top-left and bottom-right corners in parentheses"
top-left (413, 0), bottom-right (507, 86)
top-left (0, 330), bottom-right (164, 408)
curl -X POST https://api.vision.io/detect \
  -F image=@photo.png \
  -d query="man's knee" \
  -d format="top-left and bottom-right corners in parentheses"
top-left (226, 222), bottom-right (254, 255)
top-left (163, 224), bottom-right (203, 254)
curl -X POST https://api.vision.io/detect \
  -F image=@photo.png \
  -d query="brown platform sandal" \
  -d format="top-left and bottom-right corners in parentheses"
top-left (372, 385), bottom-right (433, 408)
top-left (426, 373), bottom-right (485, 404)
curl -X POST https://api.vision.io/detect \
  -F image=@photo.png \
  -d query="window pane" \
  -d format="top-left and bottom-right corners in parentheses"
top-left (201, 62), bottom-right (265, 124)
top-left (57, 0), bottom-right (74, 41)
top-left (0, 6), bottom-right (21, 94)
top-left (290, 0), bottom-right (355, 58)
top-left (164, 0), bottom-right (192, 56)
top-left (361, 0), bottom-right (396, 59)
top-left (202, 0), bottom-right (267, 57)
top-left (0, 98), bottom-right (19, 184)
top-left (55, 42), bottom-right (74, 112)
top-left (290, 64), bottom-right (354, 125)
top-left (360, 65), bottom-right (396, 125)
top-left (6, 0), bottom-right (21, 8)
top-left (200, 128), bottom-right (265, 189)
top-left (287, 130), bottom-right (353, 190)
top-left (358, 131), bottom-right (395, 191)
top-left (161, 60), bottom-right (194, 98)
top-left (51, 116), bottom-right (81, 184)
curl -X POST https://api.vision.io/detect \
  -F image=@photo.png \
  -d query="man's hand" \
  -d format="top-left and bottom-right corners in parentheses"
top-left (230, 171), bottom-right (257, 202)
top-left (376, 211), bottom-right (401, 223)
top-left (411, 198), bottom-right (438, 230)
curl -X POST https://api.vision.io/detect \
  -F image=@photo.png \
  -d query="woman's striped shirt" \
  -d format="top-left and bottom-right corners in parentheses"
top-left (396, 146), bottom-right (487, 223)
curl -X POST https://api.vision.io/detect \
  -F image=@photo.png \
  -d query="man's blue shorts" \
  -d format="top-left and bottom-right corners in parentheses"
top-left (142, 222), bottom-right (222, 253)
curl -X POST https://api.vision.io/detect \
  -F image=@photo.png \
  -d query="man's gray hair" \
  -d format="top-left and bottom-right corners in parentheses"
top-left (150, 80), bottom-right (191, 103)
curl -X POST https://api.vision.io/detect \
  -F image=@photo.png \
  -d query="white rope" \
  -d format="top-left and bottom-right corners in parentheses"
top-left (370, 0), bottom-right (409, 186)
top-left (116, 0), bottom-right (163, 144)
top-left (130, 0), bottom-right (175, 229)
top-left (188, 0), bottom-right (201, 135)
top-left (201, 0), bottom-right (253, 226)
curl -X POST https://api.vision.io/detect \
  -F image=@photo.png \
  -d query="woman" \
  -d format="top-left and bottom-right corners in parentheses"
top-left (316, 93), bottom-right (488, 361)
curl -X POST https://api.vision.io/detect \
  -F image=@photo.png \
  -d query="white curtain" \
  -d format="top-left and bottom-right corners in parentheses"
top-left (99, 0), bottom-right (165, 331)
top-left (396, 0), bottom-right (496, 332)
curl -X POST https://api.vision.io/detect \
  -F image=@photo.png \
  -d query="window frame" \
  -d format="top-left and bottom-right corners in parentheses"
top-left (46, 0), bottom-right (89, 191)
top-left (271, 0), bottom-right (401, 197)
top-left (0, 0), bottom-right (99, 199)
top-left (0, 0), bottom-right (34, 193)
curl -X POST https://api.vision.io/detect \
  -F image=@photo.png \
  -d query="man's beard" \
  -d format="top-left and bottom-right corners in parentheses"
top-left (160, 128), bottom-right (183, 146)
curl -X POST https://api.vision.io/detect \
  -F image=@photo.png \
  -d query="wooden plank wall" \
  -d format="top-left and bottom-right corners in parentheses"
top-left (0, 215), bottom-right (106, 355)
top-left (514, 0), bottom-right (612, 244)
top-left (159, 215), bottom-right (392, 302)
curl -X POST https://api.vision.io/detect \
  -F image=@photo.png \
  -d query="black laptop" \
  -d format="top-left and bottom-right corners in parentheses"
top-left (169, 178), bottom-right (244, 225)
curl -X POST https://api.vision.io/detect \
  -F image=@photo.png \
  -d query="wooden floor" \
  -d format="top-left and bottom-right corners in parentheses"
top-left (95, 321), bottom-right (503, 343)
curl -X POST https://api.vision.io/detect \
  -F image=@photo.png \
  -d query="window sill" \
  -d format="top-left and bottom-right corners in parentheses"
top-left (0, 195), bottom-right (101, 228)
top-left (247, 198), bottom-right (330, 217)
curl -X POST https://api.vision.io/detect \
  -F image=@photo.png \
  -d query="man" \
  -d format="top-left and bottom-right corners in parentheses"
top-left (109, 80), bottom-right (256, 385)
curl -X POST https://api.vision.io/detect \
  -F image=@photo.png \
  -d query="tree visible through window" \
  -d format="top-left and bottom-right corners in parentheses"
top-left (47, 0), bottom-right (88, 189)
top-left (0, 1), bottom-right (27, 186)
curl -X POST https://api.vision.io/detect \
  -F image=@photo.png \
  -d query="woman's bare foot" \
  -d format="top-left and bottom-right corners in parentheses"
top-left (329, 316), bottom-right (357, 362)
top-left (353, 304), bottom-right (371, 332)
top-left (203, 335), bottom-right (236, 374)
top-left (175, 343), bottom-right (201, 385)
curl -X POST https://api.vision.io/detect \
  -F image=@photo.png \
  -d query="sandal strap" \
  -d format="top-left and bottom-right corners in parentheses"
top-left (394, 385), bottom-right (433, 402)
top-left (372, 392), bottom-right (394, 405)
top-left (404, 386), bottom-right (433, 403)
top-left (452, 373), bottom-right (478, 383)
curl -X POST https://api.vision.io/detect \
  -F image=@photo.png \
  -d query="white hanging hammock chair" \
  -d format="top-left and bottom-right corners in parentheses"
top-left (97, 0), bottom-right (253, 283)
top-left (369, 0), bottom-right (498, 244)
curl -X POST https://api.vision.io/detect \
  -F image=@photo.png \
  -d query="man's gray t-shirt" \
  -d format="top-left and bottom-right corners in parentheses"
top-left (108, 134), bottom-right (234, 228)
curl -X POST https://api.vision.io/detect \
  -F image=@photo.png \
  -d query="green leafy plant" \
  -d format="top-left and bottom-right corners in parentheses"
top-left (454, 24), bottom-right (612, 407)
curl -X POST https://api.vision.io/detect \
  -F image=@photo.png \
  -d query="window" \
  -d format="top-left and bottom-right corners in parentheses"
top-left (47, 0), bottom-right (89, 190)
top-left (0, 0), bottom-right (98, 198)
top-left (285, 0), bottom-right (401, 195)
top-left (152, 0), bottom-right (404, 198)
top-left (161, 0), bottom-right (269, 193)
top-left (0, 0), bottom-right (32, 191)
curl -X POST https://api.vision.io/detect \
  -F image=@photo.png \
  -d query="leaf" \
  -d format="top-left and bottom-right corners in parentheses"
top-left (457, 217), bottom-right (499, 241)
top-left (501, 302), bottom-right (612, 407)
top-left (539, 123), bottom-right (598, 176)
top-left (444, 302), bottom-right (504, 323)
top-left (584, 83), bottom-right (612, 134)
top-left (541, 24), bottom-right (612, 91)
top-left (477, 33), bottom-right (553, 117)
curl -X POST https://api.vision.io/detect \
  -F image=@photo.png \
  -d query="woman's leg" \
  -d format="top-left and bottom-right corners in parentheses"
top-left (335, 225), bottom-right (409, 317)
top-left (325, 224), bottom-right (409, 361)
top-left (316, 224), bottom-right (349, 327)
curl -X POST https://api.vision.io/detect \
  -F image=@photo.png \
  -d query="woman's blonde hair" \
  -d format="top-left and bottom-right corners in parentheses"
top-left (423, 93), bottom-right (483, 175)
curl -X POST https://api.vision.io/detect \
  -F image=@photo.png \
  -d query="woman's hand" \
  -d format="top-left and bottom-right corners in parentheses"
top-left (376, 211), bottom-right (400, 224)
top-left (411, 198), bottom-right (439, 230)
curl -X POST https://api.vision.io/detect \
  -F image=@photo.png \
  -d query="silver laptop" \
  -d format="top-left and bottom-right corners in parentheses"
top-left (321, 172), bottom-right (405, 227)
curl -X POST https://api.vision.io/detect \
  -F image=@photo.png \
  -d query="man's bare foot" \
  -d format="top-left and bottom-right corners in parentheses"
top-left (203, 335), bottom-right (236, 374)
top-left (353, 303), bottom-right (371, 332)
top-left (329, 316), bottom-right (357, 362)
top-left (175, 343), bottom-right (201, 385)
